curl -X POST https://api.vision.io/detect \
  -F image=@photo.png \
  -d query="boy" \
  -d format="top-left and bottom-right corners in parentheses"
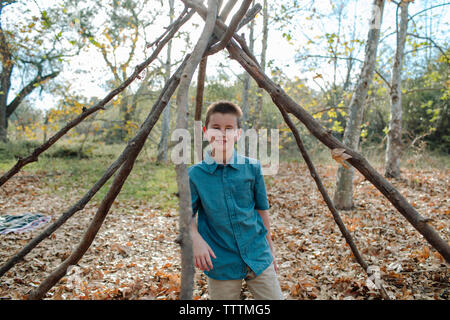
top-left (188, 100), bottom-right (283, 300)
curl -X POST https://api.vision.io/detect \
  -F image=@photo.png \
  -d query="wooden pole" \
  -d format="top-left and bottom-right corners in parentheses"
top-left (174, 0), bottom-right (218, 300)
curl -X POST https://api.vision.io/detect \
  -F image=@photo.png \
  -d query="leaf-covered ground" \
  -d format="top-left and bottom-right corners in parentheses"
top-left (0, 162), bottom-right (448, 300)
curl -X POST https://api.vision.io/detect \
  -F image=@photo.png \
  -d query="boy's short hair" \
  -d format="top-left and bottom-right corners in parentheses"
top-left (205, 100), bottom-right (243, 129)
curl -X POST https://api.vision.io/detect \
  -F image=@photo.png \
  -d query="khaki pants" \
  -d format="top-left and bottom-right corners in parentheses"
top-left (208, 263), bottom-right (284, 300)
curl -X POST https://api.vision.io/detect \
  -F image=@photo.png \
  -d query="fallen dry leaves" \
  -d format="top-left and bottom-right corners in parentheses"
top-left (0, 163), bottom-right (448, 300)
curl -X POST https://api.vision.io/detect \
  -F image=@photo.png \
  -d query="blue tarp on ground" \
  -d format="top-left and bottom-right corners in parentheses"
top-left (0, 213), bottom-right (51, 235)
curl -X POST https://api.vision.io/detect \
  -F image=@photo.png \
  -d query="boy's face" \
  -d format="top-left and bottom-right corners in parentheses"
top-left (203, 112), bottom-right (242, 154)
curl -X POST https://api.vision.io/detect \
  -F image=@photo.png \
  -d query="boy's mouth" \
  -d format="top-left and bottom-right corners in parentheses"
top-left (214, 138), bottom-right (227, 144)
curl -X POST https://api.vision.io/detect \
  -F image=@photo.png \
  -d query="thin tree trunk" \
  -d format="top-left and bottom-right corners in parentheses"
top-left (157, 0), bottom-right (175, 163)
top-left (334, 0), bottom-right (385, 210)
top-left (385, 1), bottom-right (409, 178)
top-left (183, 0), bottom-right (450, 262)
top-left (26, 56), bottom-right (188, 300)
top-left (175, 0), bottom-right (218, 300)
top-left (195, 56), bottom-right (207, 123)
top-left (241, 1), bottom-right (255, 156)
top-left (0, 15), bottom-right (13, 142)
top-left (255, 0), bottom-right (268, 129)
top-left (194, 56), bottom-right (207, 163)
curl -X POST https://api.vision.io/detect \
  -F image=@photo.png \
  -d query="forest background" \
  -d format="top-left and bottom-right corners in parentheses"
top-left (0, 0), bottom-right (448, 300)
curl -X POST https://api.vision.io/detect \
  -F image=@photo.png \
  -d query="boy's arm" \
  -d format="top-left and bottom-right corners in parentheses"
top-left (257, 209), bottom-right (278, 273)
top-left (189, 172), bottom-right (216, 271)
top-left (191, 215), bottom-right (216, 271)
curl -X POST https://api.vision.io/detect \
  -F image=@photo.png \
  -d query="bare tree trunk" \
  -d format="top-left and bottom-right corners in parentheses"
top-left (334, 0), bottom-right (385, 210)
top-left (182, 1), bottom-right (450, 262)
top-left (157, 0), bottom-right (175, 163)
top-left (385, 1), bottom-right (409, 179)
top-left (175, 0), bottom-right (218, 300)
top-left (26, 57), bottom-right (188, 299)
top-left (241, 1), bottom-right (255, 156)
top-left (0, 18), bottom-right (14, 142)
top-left (255, 0), bottom-right (268, 129)
top-left (194, 56), bottom-right (207, 163)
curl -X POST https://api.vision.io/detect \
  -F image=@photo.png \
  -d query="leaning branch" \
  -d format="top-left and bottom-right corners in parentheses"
top-left (0, 8), bottom-right (194, 278)
top-left (218, 0), bottom-right (237, 22)
top-left (206, 0), bottom-right (252, 56)
top-left (6, 71), bottom-right (60, 118)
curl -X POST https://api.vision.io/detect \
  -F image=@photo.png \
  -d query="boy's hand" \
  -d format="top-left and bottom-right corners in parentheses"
top-left (273, 256), bottom-right (278, 274)
top-left (192, 232), bottom-right (216, 271)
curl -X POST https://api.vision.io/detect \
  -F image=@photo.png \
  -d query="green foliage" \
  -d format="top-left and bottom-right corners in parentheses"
top-left (43, 144), bottom-right (92, 159)
top-left (402, 51), bottom-right (449, 153)
top-left (0, 140), bottom-right (41, 162)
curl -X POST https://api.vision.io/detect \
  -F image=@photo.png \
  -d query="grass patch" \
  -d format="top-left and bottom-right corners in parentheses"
top-left (0, 141), bottom-right (179, 212)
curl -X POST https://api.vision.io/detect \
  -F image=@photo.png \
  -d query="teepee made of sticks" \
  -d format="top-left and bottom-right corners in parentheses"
top-left (0, 0), bottom-right (448, 300)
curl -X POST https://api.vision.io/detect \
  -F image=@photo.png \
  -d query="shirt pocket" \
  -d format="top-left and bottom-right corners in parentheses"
top-left (233, 179), bottom-right (254, 209)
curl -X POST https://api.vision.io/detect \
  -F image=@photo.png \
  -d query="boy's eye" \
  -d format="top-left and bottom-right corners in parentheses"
top-left (207, 127), bottom-right (236, 135)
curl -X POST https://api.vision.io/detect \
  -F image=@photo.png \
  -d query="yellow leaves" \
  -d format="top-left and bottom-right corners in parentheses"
top-left (313, 73), bottom-right (323, 80)
top-left (327, 110), bottom-right (337, 118)
top-left (331, 148), bottom-right (352, 168)
top-left (104, 31), bottom-right (113, 44)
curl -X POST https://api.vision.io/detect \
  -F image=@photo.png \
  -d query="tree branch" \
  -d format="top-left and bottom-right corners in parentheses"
top-left (206, 0), bottom-right (252, 56)
top-left (218, 0), bottom-right (237, 22)
top-left (6, 71), bottom-right (59, 118)
top-left (406, 33), bottom-right (449, 59)
top-left (300, 54), bottom-right (391, 89)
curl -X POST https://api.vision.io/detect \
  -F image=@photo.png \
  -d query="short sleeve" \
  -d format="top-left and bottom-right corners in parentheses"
top-left (254, 161), bottom-right (270, 210)
top-left (189, 177), bottom-right (200, 217)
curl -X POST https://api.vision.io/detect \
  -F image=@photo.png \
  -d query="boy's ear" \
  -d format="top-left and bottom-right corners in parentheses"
top-left (235, 128), bottom-right (242, 141)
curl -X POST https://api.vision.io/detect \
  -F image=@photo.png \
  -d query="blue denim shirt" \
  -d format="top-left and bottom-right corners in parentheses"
top-left (188, 148), bottom-right (272, 280)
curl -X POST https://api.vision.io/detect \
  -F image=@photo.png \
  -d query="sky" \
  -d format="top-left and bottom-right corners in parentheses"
top-left (5, 0), bottom-right (450, 113)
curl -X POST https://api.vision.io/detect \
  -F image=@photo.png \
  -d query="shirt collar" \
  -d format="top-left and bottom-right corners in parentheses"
top-left (203, 148), bottom-right (239, 174)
